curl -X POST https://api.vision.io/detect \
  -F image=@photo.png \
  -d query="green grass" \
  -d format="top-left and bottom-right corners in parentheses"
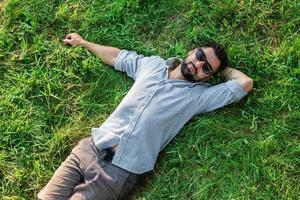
top-left (0, 0), bottom-right (299, 199)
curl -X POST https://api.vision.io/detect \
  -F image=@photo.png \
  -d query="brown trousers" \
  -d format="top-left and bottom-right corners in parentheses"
top-left (38, 137), bottom-right (138, 200)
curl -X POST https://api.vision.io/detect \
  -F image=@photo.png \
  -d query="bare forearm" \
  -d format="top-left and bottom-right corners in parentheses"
top-left (222, 67), bottom-right (247, 80)
top-left (63, 33), bottom-right (121, 67)
top-left (81, 40), bottom-right (121, 66)
top-left (222, 67), bottom-right (253, 92)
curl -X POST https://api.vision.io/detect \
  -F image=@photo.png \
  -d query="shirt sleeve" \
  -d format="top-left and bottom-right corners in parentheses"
top-left (194, 80), bottom-right (248, 114)
top-left (114, 50), bottom-right (159, 80)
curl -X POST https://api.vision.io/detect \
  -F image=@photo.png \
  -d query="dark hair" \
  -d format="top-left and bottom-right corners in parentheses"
top-left (205, 42), bottom-right (228, 74)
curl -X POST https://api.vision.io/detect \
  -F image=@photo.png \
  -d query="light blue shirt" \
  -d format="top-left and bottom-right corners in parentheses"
top-left (92, 50), bottom-right (248, 174)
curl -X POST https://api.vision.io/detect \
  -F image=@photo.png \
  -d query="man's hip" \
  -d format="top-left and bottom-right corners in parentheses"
top-left (38, 137), bottom-right (138, 200)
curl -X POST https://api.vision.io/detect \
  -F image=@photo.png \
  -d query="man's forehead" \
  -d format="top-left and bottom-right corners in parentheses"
top-left (201, 47), bottom-right (221, 70)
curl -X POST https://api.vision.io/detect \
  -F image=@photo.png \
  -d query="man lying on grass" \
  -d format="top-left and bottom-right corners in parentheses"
top-left (38, 33), bottom-right (253, 200)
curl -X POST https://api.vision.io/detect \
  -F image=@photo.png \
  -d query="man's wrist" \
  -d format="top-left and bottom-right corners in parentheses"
top-left (80, 39), bottom-right (88, 47)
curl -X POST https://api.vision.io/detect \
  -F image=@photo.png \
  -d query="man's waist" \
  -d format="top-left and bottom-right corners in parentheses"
top-left (111, 145), bottom-right (117, 153)
top-left (103, 145), bottom-right (117, 161)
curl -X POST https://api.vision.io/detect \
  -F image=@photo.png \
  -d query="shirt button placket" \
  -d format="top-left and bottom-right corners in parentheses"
top-left (122, 91), bottom-right (155, 142)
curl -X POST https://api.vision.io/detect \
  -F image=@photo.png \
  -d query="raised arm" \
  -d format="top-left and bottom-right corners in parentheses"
top-left (222, 67), bottom-right (253, 92)
top-left (63, 33), bottom-right (121, 67)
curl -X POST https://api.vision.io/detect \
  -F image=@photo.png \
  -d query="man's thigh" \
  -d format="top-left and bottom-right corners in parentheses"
top-left (38, 137), bottom-right (138, 200)
top-left (71, 159), bottom-right (134, 199)
top-left (71, 140), bottom-right (138, 200)
top-left (38, 137), bottom-right (100, 200)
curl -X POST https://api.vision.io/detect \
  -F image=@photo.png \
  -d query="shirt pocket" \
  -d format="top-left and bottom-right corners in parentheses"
top-left (152, 91), bottom-right (189, 112)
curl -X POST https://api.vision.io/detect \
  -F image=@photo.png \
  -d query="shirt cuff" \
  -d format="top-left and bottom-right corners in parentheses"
top-left (114, 49), bottom-right (129, 72)
top-left (225, 80), bottom-right (248, 101)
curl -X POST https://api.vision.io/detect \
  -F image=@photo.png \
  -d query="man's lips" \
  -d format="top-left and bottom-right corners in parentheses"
top-left (188, 62), bottom-right (197, 74)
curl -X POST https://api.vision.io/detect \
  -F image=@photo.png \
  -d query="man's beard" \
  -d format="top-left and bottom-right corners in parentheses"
top-left (180, 61), bottom-right (197, 82)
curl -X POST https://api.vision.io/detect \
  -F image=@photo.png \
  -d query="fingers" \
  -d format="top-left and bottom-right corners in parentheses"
top-left (64, 33), bottom-right (76, 45)
top-left (63, 33), bottom-right (83, 46)
top-left (63, 39), bottom-right (71, 44)
top-left (65, 33), bottom-right (74, 39)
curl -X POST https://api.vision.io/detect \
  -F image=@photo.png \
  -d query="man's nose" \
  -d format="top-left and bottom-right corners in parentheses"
top-left (195, 60), bottom-right (205, 69)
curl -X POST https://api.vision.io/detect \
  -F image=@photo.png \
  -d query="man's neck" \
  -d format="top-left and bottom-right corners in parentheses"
top-left (168, 65), bottom-right (186, 80)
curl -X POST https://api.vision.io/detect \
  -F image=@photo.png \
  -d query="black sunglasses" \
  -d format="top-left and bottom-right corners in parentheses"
top-left (195, 48), bottom-right (214, 75)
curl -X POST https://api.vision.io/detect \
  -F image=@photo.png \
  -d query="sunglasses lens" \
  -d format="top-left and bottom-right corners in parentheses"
top-left (197, 49), bottom-right (213, 75)
top-left (203, 64), bottom-right (210, 74)
top-left (196, 49), bottom-right (204, 61)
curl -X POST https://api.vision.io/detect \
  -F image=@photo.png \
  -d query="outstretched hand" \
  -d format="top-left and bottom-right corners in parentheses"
top-left (63, 33), bottom-right (85, 46)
